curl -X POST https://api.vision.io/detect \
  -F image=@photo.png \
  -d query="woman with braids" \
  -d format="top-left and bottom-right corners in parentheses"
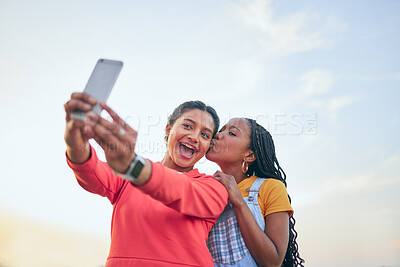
top-left (206, 118), bottom-right (304, 267)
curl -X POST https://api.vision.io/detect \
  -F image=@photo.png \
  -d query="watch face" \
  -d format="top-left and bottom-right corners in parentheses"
top-left (130, 159), bottom-right (145, 179)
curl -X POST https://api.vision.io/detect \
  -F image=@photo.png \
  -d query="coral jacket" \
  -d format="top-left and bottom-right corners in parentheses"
top-left (67, 146), bottom-right (228, 266)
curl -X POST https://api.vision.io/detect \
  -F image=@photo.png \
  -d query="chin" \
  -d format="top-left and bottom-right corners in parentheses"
top-left (176, 158), bottom-right (195, 169)
top-left (205, 153), bottom-right (217, 163)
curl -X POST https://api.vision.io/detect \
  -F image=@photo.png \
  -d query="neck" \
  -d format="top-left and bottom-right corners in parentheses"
top-left (218, 162), bottom-right (248, 184)
top-left (161, 153), bottom-right (194, 173)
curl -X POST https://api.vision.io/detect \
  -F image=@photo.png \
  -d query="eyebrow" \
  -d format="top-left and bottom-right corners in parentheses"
top-left (230, 125), bottom-right (242, 133)
top-left (184, 118), bottom-right (213, 134)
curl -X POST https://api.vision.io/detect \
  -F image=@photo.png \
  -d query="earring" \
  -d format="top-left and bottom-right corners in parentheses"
top-left (242, 161), bottom-right (248, 174)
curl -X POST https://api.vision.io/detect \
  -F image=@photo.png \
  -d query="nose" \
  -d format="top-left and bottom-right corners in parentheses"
top-left (213, 132), bottom-right (221, 140)
top-left (188, 131), bottom-right (200, 143)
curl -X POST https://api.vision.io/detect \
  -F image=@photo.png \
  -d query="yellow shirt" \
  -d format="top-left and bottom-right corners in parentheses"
top-left (238, 176), bottom-right (293, 217)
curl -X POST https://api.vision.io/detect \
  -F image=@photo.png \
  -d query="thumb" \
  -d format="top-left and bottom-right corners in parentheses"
top-left (213, 170), bottom-right (222, 177)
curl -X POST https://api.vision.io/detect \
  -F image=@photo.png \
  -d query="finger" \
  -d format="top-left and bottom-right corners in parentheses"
top-left (213, 175), bottom-right (223, 183)
top-left (64, 99), bottom-right (93, 114)
top-left (71, 118), bottom-right (85, 129)
top-left (92, 134), bottom-right (113, 152)
top-left (89, 112), bottom-right (120, 134)
top-left (71, 92), bottom-right (97, 105)
top-left (100, 102), bottom-right (137, 137)
top-left (213, 170), bottom-right (222, 177)
top-left (98, 103), bottom-right (138, 144)
top-left (213, 176), bottom-right (222, 184)
top-left (87, 112), bottom-right (135, 147)
top-left (83, 123), bottom-right (95, 139)
top-left (213, 176), bottom-right (229, 188)
top-left (227, 175), bottom-right (236, 182)
top-left (214, 171), bottom-right (229, 181)
top-left (92, 121), bottom-right (133, 155)
top-left (65, 107), bottom-right (71, 121)
top-left (99, 102), bottom-right (125, 127)
top-left (92, 122), bottom-right (122, 152)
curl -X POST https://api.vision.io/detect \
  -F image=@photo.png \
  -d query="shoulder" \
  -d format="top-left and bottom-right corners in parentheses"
top-left (242, 177), bottom-right (286, 193)
top-left (258, 178), bottom-right (293, 217)
top-left (260, 178), bottom-right (286, 188)
top-left (186, 169), bottom-right (221, 185)
top-left (185, 168), bottom-right (212, 179)
top-left (190, 169), bottom-right (228, 196)
top-left (258, 178), bottom-right (289, 199)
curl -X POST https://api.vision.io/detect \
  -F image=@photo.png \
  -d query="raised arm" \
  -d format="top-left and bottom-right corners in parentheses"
top-left (64, 93), bottom-right (125, 203)
top-left (138, 162), bottom-right (228, 219)
top-left (85, 103), bottom-right (228, 218)
top-left (66, 146), bottom-right (126, 204)
top-left (64, 92), bottom-right (96, 164)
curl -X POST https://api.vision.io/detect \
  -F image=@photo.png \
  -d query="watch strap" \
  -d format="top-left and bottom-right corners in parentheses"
top-left (120, 155), bottom-right (145, 182)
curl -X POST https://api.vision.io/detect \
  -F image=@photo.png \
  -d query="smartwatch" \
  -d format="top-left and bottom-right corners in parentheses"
top-left (120, 155), bottom-right (146, 182)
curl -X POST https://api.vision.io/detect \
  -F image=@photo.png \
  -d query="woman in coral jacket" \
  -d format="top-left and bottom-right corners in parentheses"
top-left (64, 93), bottom-right (228, 267)
top-left (206, 118), bottom-right (304, 267)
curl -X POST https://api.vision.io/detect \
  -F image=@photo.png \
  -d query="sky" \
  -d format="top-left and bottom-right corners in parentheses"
top-left (0, 0), bottom-right (399, 266)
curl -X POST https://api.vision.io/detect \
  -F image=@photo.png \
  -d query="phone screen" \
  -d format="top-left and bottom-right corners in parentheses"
top-left (72, 59), bottom-right (123, 121)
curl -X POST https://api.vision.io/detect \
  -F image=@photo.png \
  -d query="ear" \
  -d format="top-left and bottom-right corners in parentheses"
top-left (165, 123), bottom-right (171, 141)
top-left (244, 150), bottom-right (256, 163)
top-left (165, 123), bottom-right (171, 135)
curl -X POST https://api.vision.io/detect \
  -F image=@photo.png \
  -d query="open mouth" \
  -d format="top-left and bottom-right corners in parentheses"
top-left (179, 143), bottom-right (197, 159)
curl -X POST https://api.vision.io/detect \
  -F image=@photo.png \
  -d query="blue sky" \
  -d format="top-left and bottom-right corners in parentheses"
top-left (0, 0), bottom-right (399, 266)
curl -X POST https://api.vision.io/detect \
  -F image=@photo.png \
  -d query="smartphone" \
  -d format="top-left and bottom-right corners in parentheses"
top-left (71, 59), bottom-right (123, 121)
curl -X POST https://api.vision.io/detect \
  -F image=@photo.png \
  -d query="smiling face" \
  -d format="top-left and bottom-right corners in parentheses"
top-left (164, 109), bottom-right (215, 172)
top-left (206, 118), bottom-right (253, 167)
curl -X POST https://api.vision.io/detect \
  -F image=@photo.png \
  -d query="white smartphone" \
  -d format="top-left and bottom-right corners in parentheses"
top-left (71, 59), bottom-right (123, 121)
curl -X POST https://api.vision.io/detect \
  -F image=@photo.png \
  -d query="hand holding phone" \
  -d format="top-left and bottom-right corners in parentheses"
top-left (71, 59), bottom-right (123, 121)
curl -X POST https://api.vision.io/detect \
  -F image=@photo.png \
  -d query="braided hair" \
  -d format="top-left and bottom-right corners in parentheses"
top-left (245, 118), bottom-right (305, 267)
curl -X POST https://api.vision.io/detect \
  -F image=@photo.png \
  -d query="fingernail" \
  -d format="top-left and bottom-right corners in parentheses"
top-left (86, 115), bottom-right (93, 122)
top-left (87, 112), bottom-right (95, 120)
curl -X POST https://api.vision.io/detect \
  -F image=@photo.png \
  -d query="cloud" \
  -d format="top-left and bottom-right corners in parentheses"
top-left (327, 95), bottom-right (361, 120)
top-left (345, 72), bottom-right (400, 82)
top-left (295, 171), bottom-right (400, 266)
top-left (383, 150), bottom-right (400, 167)
top-left (233, 0), bottom-right (336, 57)
top-left (297, 172), bottom-right (400, 207)
top-left (281, 68), bottom-right (336, 109)
top-left (327, 173), bottom-right (398, 200)
top-left (288, 69), bottom-right (360, 120)
top-left (300, 69), bottom-right (336, 96)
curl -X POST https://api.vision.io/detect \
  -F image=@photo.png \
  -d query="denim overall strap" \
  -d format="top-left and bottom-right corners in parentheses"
top-left (244, 178), bottom-right (266, 231)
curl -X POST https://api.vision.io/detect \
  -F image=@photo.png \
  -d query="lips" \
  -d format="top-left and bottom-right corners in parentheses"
top-left (178, 142), bottom-right (198, 159)
top-left (209, 139), bottom-right (218, 150)
top-left (210, 140), bottom-right (215, 148)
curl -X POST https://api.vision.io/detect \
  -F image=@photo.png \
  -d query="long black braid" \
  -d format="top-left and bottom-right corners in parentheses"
top-left (245, 118), bottom-right (305, 267)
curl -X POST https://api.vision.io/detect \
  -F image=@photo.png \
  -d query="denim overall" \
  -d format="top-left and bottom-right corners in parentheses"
top-left (207, 178), bottom-right (266, 267)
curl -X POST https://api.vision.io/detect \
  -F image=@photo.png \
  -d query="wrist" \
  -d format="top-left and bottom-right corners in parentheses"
top-left (231, 197), bottom-right (246, 208)
top-left (134, 158), bottom-right (152, 186)
top-left (120, 154), bottom-right (146, 183)
top-left (66, 143), bottom-right (91, 164)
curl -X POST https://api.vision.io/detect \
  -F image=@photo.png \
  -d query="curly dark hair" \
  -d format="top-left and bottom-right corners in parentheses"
top-left (245, 118), bottom-right (305, 267)
top-left (165, 100), bottom-right (220, 142)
